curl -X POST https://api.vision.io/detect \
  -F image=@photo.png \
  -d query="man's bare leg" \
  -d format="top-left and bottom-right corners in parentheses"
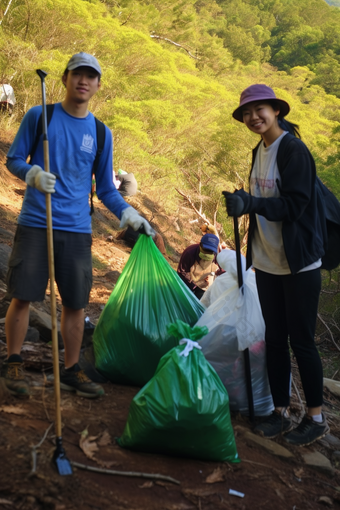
top-left (60, 306), bottom-right (84, 368)
top-left (3, 298), bottom-right (30, 395)
top-left (5, 298), bottom-right (30, 356)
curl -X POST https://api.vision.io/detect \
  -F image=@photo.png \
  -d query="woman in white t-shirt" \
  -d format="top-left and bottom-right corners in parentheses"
top-left (224, 84), bottom-right (329, 446)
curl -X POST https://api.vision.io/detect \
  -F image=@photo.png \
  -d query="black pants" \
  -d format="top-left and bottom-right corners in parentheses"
top-left (255, 268), bottom-right (323, 408)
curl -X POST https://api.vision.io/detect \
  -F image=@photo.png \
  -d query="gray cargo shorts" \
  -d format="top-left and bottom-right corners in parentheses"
top-left (6, 225), bottom-right (92, 309)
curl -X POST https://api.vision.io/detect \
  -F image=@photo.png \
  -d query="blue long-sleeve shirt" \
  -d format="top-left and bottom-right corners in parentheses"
top-left (6, 103), bottom-right (129, 233)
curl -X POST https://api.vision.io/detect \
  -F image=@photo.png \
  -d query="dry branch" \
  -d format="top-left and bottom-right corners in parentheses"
top-left (71, 461), bottom-right (180, 485)
top-left (29, 423), bottom-right (54, 476)
top-left (317, 313), bottom-right (340, 352)
top-left (175, 188), bottom-right (212, 226)
top-left (150, 34), bottom-right (199, 60)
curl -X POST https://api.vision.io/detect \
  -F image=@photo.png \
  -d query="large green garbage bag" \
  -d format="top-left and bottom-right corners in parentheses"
top-left (93, 235), bottom-right (205, 386)
top-left (118, 321), bottom-right (239, 463)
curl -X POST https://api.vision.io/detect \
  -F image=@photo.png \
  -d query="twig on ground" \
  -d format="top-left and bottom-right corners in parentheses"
top-left (317, 313), bottom-right (340, 352)
top-left (41, 371), bottom-right (51, 422)
top-left (332, 368), bottom-right (339, 380)
top-left (71, 461), bottom-right (180, 485)
top-left (29, 423), bottom-right (54, 476)
top-left (241, 459), bottom-right (283, 472)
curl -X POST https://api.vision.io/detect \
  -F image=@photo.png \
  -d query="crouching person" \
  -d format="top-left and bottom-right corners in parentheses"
top-left (177, 234), bottom-right (222, 300)
top-left (3, 52), bottom-right (154, 398)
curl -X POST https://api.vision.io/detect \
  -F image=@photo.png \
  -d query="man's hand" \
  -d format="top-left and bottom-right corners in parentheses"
top-left (119, 207), bottom-right (155, 237)
top-left (222, 191), bottom-right (245, 217)
top-left (25, 165), bottom-right (56, 194)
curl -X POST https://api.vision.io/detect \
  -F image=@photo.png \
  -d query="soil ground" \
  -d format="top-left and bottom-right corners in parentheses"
top-left (1, 137), bottom-right (340, 510)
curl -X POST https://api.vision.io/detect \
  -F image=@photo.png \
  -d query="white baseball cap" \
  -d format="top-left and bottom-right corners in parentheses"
top-left (66, 52), bottom-right (102, 76)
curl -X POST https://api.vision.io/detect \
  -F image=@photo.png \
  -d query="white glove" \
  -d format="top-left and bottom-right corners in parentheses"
top-left (25, 165), bottom-right (56, 193)
top-left (119, 207), bottom-right (155, 236)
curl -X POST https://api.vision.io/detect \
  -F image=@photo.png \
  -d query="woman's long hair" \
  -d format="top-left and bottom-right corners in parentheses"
top-left (267, 99), bottom-right (300, 138)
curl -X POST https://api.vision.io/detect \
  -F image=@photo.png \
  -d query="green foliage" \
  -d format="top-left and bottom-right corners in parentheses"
top-left (1, 0), bottom-right (340, 241)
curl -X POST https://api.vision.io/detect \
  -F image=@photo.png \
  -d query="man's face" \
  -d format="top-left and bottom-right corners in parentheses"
top-left (62, 66), bottom-right (101, 104)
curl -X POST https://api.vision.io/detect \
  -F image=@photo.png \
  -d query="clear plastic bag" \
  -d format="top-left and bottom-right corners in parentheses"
top-left (197, 250), bottom-right (273, 416)
top-left (199, 324), bottom-right (274, 416)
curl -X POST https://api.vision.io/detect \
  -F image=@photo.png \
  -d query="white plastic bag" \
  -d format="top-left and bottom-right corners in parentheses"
top-left (198, 250), bottom-right (265, 351)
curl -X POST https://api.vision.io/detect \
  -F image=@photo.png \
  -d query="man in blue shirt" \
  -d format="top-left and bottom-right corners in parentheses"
top-left (3, 52), bottom-right (154, 398)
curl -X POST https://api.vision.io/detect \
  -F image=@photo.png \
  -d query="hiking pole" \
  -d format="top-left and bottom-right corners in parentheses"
top-left (233, 215), bottom-right (255, 423)
top-left (36, 69), bottom-right (72, 475)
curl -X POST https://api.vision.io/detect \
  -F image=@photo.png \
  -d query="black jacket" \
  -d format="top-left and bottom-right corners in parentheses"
top-left (245, 134), bottom-right (326, 275)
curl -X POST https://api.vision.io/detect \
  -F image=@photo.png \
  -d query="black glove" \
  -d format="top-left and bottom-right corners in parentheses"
top-left (222, 191), bottom-right (245, 217)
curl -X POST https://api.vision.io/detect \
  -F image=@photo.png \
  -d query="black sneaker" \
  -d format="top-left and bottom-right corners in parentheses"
top-left (253, 408), bottom-right (293, 439)
top-left (1, 354), bottom-right (30, 397)
top-left (60, 364), bottom-right (105, 399)
top-left (284, 414), bottom-right (330, 447)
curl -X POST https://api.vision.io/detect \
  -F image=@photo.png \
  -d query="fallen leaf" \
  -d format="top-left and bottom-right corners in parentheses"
top-left (293, 467), bottom-right (304, 479)
top-left (205, 467), bottom-right (225, 484)
top-left (0, 499), bottom-right (13, 505)
top-left (97, 429), bottom-right (111, 446)
top-left (139, 481), bottom-right (154, 489)
top-left (95, 459), bottom-right (118, 469)
top-left (79, 427), bottom-right (99, 460)
top-left (275, 489), bottom-right (285, 501)
top-left (0, 405), bottom-right (25, 415)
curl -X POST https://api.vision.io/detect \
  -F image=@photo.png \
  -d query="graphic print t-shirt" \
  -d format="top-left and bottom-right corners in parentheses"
top-left (250, 132), bottom-right (291, 275)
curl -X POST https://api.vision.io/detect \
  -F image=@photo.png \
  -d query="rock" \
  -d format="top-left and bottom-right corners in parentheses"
top-left (319, 434), bottom-right (340, 449)
top-left (24, 326), bottom-right (40, 344)
top-left (302, 450), bottom-right (335, 476)
top-left (0, 297), bottom-right (10, 318)
top-left (323, 378), bottom-right (340, 398)
top-left (0, 244), bottom-right (11, 280)
top-left (234, 425), bottom-right (294, 459)
top-left (332, 451), bottom-right (340, 468)
top-left (29, 305), bottom-right (63, 347)
top-left (0, 227), bottom-right (14, 240)
top-left (318, 496), bottom-right (333, 506)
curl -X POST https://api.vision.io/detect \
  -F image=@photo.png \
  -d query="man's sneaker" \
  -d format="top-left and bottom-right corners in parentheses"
top-left (253, 408), bottom-right (293, 439)
top-left (284, 413), bottom-right (330, 447)
top-left (60, 364), bottom-right (105, 399)
top-left (1, 354), bottom-right (30, 396)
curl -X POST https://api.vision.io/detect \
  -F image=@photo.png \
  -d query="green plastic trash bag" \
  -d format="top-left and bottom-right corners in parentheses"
top-left (93, 236), bottom-right (205, 386)
top-left (118, 320), bottom-right (239, 463)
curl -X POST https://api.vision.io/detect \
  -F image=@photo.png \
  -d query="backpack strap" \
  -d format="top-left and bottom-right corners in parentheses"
top-left (90, 117), bottom-right (106, 215)
top-left (29, 104), bottom-right (55, 162)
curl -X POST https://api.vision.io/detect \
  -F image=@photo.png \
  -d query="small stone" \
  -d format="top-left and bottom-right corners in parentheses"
top-left (302, 451), bottom-right (335, 476)
top-left (323, 378), bottom-right (340, 398)
top-left (234, 425), bottom-right (294, 459)
top-left (318, 496), bottom-right (333, 506)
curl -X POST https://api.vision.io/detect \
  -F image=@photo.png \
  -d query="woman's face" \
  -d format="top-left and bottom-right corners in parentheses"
top-left (242, 101), bottom-right (280, 138)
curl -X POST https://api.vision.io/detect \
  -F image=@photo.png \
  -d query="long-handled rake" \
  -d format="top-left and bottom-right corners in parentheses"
top-left (36, 69), bottom-right (72, 475)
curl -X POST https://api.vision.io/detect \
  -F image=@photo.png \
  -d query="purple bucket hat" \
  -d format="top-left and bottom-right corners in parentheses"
top-left (232, 84), bottom-right (290, 123)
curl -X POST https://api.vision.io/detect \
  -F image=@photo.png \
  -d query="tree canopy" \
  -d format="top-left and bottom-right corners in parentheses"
top-left (0, 0), bottom-right (340, 236)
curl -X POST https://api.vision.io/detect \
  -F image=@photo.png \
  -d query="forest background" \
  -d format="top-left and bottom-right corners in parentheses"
top-left (1, 0), bottom-right (340, 239)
